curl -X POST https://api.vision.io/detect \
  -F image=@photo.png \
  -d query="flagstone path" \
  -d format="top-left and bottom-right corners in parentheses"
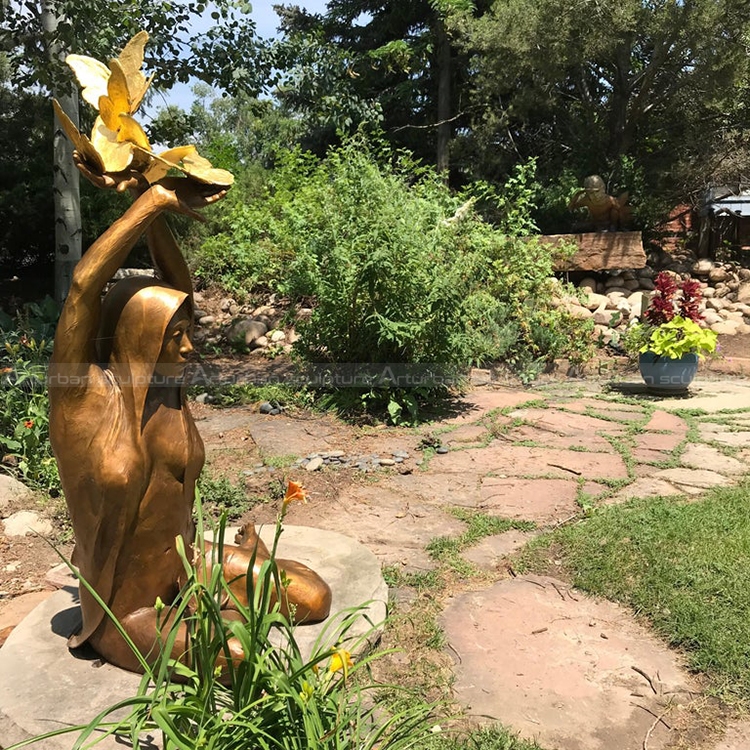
top-left (259, 377), bottom-right (750, 750)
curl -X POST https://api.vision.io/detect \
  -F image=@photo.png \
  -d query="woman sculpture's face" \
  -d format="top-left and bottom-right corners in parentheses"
top-left (154, 307), bottom-right (193, 378)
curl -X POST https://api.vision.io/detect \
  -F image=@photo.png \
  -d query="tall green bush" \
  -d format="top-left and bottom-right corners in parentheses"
top-left (192, 136), bottom-right (591, 385)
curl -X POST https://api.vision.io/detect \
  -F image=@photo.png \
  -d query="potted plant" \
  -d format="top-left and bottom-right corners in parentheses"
top-left (626, 271), bottom-right (717, 393)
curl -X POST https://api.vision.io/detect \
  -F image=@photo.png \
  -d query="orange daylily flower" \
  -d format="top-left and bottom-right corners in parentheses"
top-left (23, 420), bottom-right (34, 429)
top-left (329, 649), bottom-right (353, 674)
top-left (284, 480), bottom-right (308, 508)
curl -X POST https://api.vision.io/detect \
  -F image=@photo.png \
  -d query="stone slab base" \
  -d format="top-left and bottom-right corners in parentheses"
top-left (546, 231), bottom-right (646, 271)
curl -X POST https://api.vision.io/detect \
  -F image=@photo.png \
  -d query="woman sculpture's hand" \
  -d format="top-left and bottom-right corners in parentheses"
top-left (151, 177), bottom-right (228, 221)
top-left (73, 151), bottom-right (148, 194)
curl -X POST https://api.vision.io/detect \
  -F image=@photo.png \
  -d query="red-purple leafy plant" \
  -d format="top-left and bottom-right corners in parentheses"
top-left (679, 278), bottom-right (704, 322)
top-left (643, 272), bottom-right (705, 325)
top-left (628, 271), bottom-right (717, 360)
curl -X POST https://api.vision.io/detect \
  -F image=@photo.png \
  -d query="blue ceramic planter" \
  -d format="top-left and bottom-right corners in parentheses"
top-left (638, 351), bottom-right (699, 394)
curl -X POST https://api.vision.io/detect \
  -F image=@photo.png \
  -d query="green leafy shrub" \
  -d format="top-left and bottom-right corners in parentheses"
top-left (192, 135), bottom-right (593, 402)
top-left (0, 297), bottom-right (60, 492)
top-left (197, 470), bottom-right (255, 521)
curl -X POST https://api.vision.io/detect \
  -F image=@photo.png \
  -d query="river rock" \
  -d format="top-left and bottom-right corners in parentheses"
top-left (711, 320), bottom-right (741, 335)
top-left (627, 291), bottom-right (647, 317)
top-left (707, 297), bottom-right (730, 311)
top-left (3, 510), bottom-right (53, 538)
top-left (306, 457), bottom-right (324, 472)
top-left (583, 292), bottom-right (609, 311)
top-left (692, 259), bottom-right (714, 276)
top-left (227, 318), bottom-right (268, 347)
top-left (702, 309), bottom-right (723, 326)
top-left (0, 476), bottom-right (33, 517)
top-left (593, 305), bottom-right (619, 326)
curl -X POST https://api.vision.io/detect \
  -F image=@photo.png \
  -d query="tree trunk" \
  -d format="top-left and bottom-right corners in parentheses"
top-left (41, 1), bottom-right (81, 306)
top-left (435, 18), bottom-right (451, 175)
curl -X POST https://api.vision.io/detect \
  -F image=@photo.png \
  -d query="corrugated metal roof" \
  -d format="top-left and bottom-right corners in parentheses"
top-left (707, 188), bottom-right (750, 217)
top-left (712, 201), bottom-right (750, 217)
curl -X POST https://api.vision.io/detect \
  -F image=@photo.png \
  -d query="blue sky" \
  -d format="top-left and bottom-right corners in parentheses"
top-left (156, 0), bottom-right (328, 111)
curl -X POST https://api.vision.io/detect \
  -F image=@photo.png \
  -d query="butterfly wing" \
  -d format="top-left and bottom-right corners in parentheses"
top-left (65, 54), bottom-right (110, 109)
top-left (52, 99), bottom-right (106, 174)
top-left (116, 30), bottom-right (151, 111)
top-left (90, 116), bottom-right (134, 172)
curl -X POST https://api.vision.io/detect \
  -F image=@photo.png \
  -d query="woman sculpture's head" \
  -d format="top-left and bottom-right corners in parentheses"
top-left (154, 304), bottom-right (194, 378)
top-left (98, 277), bottom-right (191, 383)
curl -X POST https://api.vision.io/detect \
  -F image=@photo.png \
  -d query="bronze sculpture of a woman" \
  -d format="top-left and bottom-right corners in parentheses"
top-left (48, 160), bottom-right (331, 673)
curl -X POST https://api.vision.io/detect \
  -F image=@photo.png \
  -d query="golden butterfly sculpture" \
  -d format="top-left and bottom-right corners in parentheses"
top-left (53, 31), bottom-right (234, 187)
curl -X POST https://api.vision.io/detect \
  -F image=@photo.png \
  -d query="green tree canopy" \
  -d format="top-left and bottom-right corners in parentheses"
top-left (272, 0), bottom-right (479, 168)
top-left (457, 0), bottom-right (750, 226)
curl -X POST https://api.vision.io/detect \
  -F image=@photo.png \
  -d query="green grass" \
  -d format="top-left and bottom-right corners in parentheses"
top-left (425, 509), bottom-right (535, 576)
top-left (197, 469), bottom-right (277, 520)
top-left (422, 725), bottom-right (544, 750)
top-left (524, 479), bottom-right (750, 701)
top-left (189, 382), bottom-right (313, 409)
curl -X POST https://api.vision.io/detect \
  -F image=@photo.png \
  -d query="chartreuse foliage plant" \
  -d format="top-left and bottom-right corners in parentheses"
top-left (193, 136), bottom-right (591, 403)
top-left (640, 316), bottom-right (717, 359)
top-left (9, 484), bottom-right (443, 750)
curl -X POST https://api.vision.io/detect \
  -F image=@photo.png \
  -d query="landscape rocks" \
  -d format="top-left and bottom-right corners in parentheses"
top-left (227, 317), bottom-right (268, 347)
top-left (0, 475), bottom-right (34, 517)
top-left (2, 511), bottom-right (54, 538)
top-left (560, 259), bottom-right (750, 344)
top-left (190, 295), bottom-right (306, 355)
top-left (288, 449), bottom-right (413, 472)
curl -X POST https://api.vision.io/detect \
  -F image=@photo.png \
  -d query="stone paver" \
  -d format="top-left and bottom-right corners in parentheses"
top-left (654, 380), bottom-right (750, 412)
top-left (642, 410), bottom-right (689, 434)
top-left (284, 483), bottom-right (465, 571)
top-left (654, 467), bottom-right (732, 490)
top-left (478, 477), bottom-right (583, 523)
top-left (508, 408), bottom-right (626, 436)
top-left (445, 444), bottom-right (629, 481)
top-left (681, 444), bottom-right (747, 475)
top-left (634, 430), bottom-right (685, 453)
top-left (443, 423), bottom-right (491, 445)
top-left (510, 424), bottom-right (615, 452)
top-left (712, 721), bottom-right (750, 750)
top-left (442, 575), bottom-right (697, 750)
top-left (444, 389), bottom-right (545, 424)
top-left (461, 530), bottom-right (534, 569)
top-left (563, 398), bottom-right (643, 416)
top-left (607, 477), bottom-right (684, 503)
top-left (702, 430), bottom-right (750, 448)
